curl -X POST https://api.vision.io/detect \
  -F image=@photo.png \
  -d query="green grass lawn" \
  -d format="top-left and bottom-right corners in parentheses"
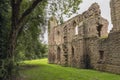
top-left (20, 58), bottom-right (120, 80)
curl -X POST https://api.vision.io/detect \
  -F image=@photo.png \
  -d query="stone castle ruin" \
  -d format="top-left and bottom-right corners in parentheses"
top-left (48, 0), bottom-right (120, 74)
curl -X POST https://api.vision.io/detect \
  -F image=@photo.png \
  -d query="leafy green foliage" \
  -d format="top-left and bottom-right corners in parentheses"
top-left (0, 0), bottom-right (10, 58)
top-left (16, 39), bottom-right (48, 61)
top-left (15, 0), bottom-right (48, 61)
top-left (0, 0), bottom-right (83, 79)
top-left (0, 0), bottom-right (11, 79)
top-left (21, 58), bottom-right (120, 80)
top-left (48, 0), bottom-right (82, 23)
top-left (0, 0), bottom-right (48, 79)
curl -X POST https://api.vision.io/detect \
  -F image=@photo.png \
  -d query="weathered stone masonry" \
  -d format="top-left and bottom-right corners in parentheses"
top-left (48, 0), bottom-right (120, 74)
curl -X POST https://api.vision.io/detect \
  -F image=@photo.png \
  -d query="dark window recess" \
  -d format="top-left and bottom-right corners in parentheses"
top-left (72, 47), bottom-right (74, 56)
top-left (57, 31), bottom-right (60, 35)
top-left (99, 51), bottom-right (104, 59)
top-left (57, 47), bottom-right (61, 61)
top-left (97, 24), bottom-right (103, 37)
top-left (73, 21), bottom-right (76, 26)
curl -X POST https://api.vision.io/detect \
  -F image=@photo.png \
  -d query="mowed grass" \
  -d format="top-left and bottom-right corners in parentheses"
top-left (20, 58), bottom-right (120, 80)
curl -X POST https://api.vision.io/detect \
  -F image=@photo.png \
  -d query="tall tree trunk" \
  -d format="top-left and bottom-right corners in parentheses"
top-left (7, 28), bottom-right (18, 80)
top-left (4, 0), bottom-right (44, 79)
top-left (6, 1), bottom-right (20, 79)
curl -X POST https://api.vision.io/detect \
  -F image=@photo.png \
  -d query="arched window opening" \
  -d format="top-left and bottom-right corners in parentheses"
top-left (57, 47), bottom-right (61, 61)
top-left (73, 21), bottom-right (76, 27)
top-left (97, 24), bottom-right (103, 37)
top-left (75, 25), bottom-right (79, 35)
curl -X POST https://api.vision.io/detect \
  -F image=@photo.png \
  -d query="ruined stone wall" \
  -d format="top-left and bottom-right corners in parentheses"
top-left (48, 16), bottom-right (58, 63)
top-left (95, 0), bottom-right (120, 74)
top-left (49, 3), bottom-right (108, 66)
top-left (105, 32), bottom-right (120, 74)
top-left (81, 3), bottom-right (108, 69)
top-left (48, 1), bottom-right (120, 74)
top-left (97, 0), bottom-right (120, 73)
top-left (97, 32), bottom-right (120, 74)
top-left (98, 0), bottom-right (120, 74)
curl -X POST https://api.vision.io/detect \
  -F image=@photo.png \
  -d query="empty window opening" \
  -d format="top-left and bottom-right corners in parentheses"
top-left (97, 25), bottom-right (103, 37)
top-left (71, 46), bottom-right (75, 67)
top-left (73, 21), bottom-right (76, 26)
top-left (75, 25), bottom-right (78, 35)
top-left (57, 47), bottom-right (61, 61)
top-left (99, 51), bottom-right (104, 59)
top-left (72, 47), bottom-right (74, 56)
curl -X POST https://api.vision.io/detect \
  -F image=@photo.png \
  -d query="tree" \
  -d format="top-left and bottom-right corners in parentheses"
top-left (8, 0), bottom-right (46, 60)
top-left (15, 0), bottom-right (47, 61)
top-left (0, 0), bottom-right (11, 80)
top-left (0, 0), bottom-right (82, 80)
top-left (48, 0), bottom-right (82, 23)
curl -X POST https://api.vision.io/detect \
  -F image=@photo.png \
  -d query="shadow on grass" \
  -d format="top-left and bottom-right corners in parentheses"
top-left (20, 64), bottom-right (40, 70)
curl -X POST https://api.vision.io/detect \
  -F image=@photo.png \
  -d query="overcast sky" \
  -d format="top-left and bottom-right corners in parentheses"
top-left (44, 0), bottom-right (112, 43)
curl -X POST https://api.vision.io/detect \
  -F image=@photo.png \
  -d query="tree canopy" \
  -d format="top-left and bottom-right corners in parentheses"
top-left (0, 0), bottom-right (82, 80)
top-left (48, 0), bottom-right (82, 23)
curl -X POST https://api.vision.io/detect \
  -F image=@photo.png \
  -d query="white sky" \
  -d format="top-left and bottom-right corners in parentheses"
top-left (43, 0), bottom-right (112, 43)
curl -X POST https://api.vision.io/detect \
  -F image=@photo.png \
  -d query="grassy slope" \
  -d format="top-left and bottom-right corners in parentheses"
top-left (20, 58), bottom-right (120, 80)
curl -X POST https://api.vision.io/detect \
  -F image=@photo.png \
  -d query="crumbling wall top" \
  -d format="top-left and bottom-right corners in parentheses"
top-left (82, 3), bottom-right (101, 19)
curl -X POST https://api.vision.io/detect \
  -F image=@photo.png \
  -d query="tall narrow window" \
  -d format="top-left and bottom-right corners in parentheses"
top-left (71, 46), bottom-right (75, 67)
top-left (75, 25), bottom-right (78, 35)
top-left (72, 47), bottom-right (74, 56)
top-left (57, 47), bottom-right (61, 61)
top-left (97, 24), bottom-right (103, 37)
top-left (99, 51), bottom-right (104, 59)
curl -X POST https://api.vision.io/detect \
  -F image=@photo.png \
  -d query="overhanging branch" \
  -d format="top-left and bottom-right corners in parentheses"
top-left (18, 0), bottom-right (43, 25)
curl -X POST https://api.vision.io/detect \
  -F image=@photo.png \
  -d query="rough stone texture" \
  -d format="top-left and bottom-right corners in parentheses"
top-left (110, 0), bottom-right (120, 32)
top-left (48, 1), bottom-right (120, 74)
